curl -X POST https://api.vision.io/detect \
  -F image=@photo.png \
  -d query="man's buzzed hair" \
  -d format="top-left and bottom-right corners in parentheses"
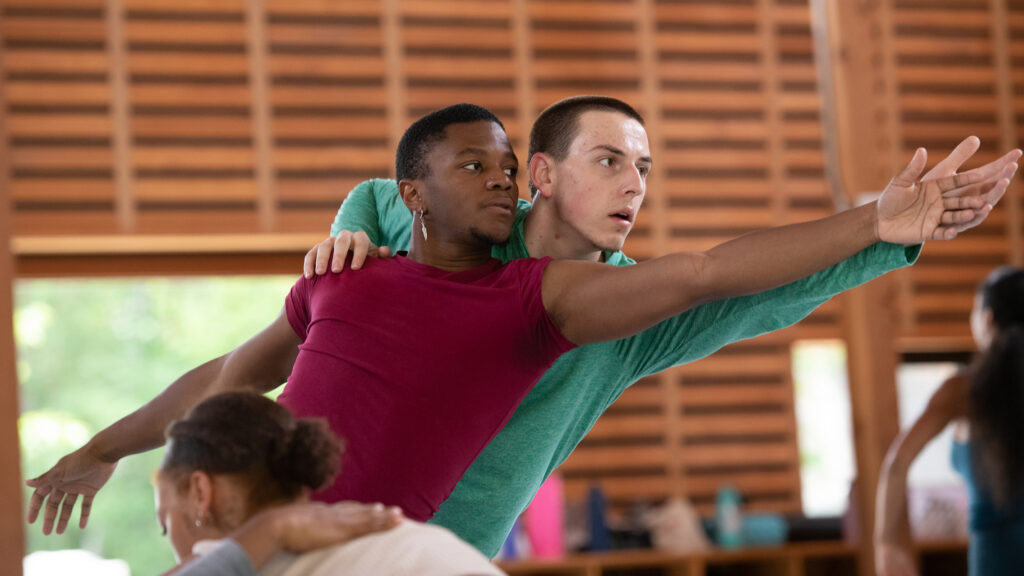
top-left (396, 103), bottom-right (506, 182)
top-left (528, 95), bottom-right (645, 196)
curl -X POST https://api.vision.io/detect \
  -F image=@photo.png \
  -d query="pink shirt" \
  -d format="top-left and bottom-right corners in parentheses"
top-left (279, 255), bottom-right (574, 521)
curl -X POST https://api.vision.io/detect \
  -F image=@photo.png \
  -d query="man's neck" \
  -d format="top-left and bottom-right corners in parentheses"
top-left (407, 233), bottom-right (495, 271)
top-left (522, 198), bottom-right (604, 262)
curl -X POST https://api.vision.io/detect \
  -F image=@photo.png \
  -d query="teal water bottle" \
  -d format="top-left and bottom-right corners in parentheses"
top-left (715, 485), bottom-right (743, 549)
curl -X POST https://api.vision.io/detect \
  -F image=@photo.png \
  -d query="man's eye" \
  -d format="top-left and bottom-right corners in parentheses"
top-left (504, 167), bottom-right (517, 177)
top-left (638, 165), bottom-right (650, 177)
top-left (464, 162), bottom-right (481, 171)
top-left (599, 158), bottom-right (613, 168)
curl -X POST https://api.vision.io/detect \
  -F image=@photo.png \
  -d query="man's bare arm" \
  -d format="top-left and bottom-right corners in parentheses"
top-left (545, 147), bottom-right (1015, 345)
top-left (26, 310), bottom-right (302, 535)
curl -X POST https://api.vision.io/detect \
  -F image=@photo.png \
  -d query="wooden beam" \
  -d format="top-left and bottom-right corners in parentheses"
top-left (0, 7), bottom-right (27, 571)
top-left (811, 2), bottom-right (905, 575)
top-left (989, 0), bottom-right (1022, 266)
top-left (107, 0), bottom-right (134, 232)
top-left (511, 0), bottom-right (534, 168)
top-left (383, 0), bottom-right (406, 176)
top-left (246, 0), bottom-right (276, 232)
top-left (636, 0), bottom-right (680, 499)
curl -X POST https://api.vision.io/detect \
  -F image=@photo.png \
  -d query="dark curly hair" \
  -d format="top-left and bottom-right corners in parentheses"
top-left (161, 392), bottom-right (342, 510)
top-left (969, 266), bottom-right (1024, 505)
top-left (395, 103), bottom-right (505, 182)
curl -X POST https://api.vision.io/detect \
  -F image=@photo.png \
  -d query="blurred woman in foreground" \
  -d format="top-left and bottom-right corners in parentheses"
top-left (157, 391), bottom-right (505, 576)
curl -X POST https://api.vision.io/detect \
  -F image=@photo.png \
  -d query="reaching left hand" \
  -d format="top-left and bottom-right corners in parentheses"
top-left (876, 140), bottom-right (1019, 245)
top-left (920, 136), bottom-right (1023, 232)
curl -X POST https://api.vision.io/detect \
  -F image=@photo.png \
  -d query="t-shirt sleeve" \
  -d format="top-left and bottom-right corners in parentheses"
top-left (618, 241), bottom-right (920, 378)
top-left (284, 274), bottom-right (314, 341)
top-left (174, 540), bottom-right (256, 576)
top-left (517, 257), bottom-right (576, 356)
top-left (331, 178), bottom-right (413, 252)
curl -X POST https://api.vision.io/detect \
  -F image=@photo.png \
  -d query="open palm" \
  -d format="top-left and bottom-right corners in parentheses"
top-left (26, 446), bottom-right (117, 535)
top-left (877, 143), bottom-right (1017, 245)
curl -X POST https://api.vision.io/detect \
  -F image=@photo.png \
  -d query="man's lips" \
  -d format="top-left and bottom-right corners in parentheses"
top-left (609, 206), bottom-right (635, 225)
top-left (484, 198), bottom-right (516, 215)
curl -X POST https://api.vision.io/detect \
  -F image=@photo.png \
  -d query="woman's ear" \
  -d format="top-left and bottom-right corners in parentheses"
top-left (529, 152), bottom-right (556, 198)
top-left (188, 470), bottom-right (214, 523)
top-left (399, 179), bottom-right (424, 212)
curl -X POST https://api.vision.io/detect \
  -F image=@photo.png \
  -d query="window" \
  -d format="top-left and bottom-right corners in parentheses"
top-left (17, 276), bottom-right (295, 574)
top-left (792, 339), bottom-right (855, 517)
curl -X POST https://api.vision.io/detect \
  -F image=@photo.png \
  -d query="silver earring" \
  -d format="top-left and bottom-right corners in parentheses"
top-left (419, 210), bottom-right (428, 241)
top-left (195, 518), bottom-right (202, 528)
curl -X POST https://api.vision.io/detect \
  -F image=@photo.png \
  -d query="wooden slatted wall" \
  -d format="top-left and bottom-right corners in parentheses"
top-left (5, 0), bottom-right (1021, 519)
top-left (891, 0), bottom-right (1023, 345)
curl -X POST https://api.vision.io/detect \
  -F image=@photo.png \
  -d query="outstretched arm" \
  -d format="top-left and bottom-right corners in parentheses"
top-left (874, 375), bottom-right (967, 576)
top-left (545, 144), bottom-right (1016, 345)
top-left (26, 310), bottom-right (301, 535)
top-left (163, 502), bottom-right (403, 576)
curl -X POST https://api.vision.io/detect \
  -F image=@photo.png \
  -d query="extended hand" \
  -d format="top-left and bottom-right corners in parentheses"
top-left (303, 230), bottom-right (393, 278)
top-left (25, 446), bottom-right (117, 535)
top-left (920, 136), bottom-right (1023, 232)
top-left (876, 143), bottom-right (1017, 244)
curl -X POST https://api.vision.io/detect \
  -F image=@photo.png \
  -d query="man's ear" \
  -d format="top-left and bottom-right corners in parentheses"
top-left (399, 179), bottom-right (425, 212)
top-left (529, 153), bottom-right (555, 198)
top-left (188, 470), bottom-right (214, 521)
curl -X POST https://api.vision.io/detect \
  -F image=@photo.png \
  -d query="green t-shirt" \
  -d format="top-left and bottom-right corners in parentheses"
top-left (332, 178), bottom-right (920, 556)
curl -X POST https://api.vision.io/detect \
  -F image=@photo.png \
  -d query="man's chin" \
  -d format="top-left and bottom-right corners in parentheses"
top-left (471, 228), bottom-right (511, 247)
top-left (597, 236), bottom-right (627, 254)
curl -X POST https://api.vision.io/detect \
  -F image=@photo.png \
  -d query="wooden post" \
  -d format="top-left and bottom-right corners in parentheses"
top-left (0, 12), bottom-right (26, 569)
top-left (810, 1), bottom-right (906, 575)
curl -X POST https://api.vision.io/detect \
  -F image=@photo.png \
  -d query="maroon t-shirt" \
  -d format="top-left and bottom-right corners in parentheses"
top-left (278, 255), bottom-right (575, 521)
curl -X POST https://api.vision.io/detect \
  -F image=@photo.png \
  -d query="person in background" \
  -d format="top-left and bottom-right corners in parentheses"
top-left (875, 267), bottom-right (1024, 576)
top-left (158, 391), bottom-right (504, 576)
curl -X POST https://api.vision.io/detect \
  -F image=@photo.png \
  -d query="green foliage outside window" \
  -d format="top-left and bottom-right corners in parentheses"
top-left (17, 276), bottom-right (297, 574)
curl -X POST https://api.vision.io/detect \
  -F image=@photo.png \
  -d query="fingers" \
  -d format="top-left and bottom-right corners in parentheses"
top-left (42, 489), bottom-right (66, 535)
top-left (941, 193), bottom-right (986, 212)
top-left (55, 493), bottom-right (78, 535)
top-left (940, 205), bottom-right (988, 227)
top-left (940, 159), bottom-right (1018, 198)
top-left (931, 226), bottom-right (959, 242)
top-left (379, 246), bottom-right (393, 259)
top-left (304, 237), bottom-right (334, 278)
top-left (330, 233), bottom-right (352, 273)
top-left (349, 232), bottom-right (370, 270)
top-left (929, 170), bottom-right (981, 193)
top-left (891, 147), bottom-right (928, 187)
top-left (26, 482), bottom-right (51, 524)
top-left (959, 148), bottom-right (1023, 181)
top-left (922, 135), bottom-right (980, 180)
top-left (952, 178), bottom-right (1008, 233)
top-left (79, 494), bottom-right (94, 529)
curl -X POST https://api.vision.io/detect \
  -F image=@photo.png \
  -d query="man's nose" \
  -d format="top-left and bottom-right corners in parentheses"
top-left (623, 165), bottom-right (644, 196)
top-left (487, 168), bottom-right (513, 189)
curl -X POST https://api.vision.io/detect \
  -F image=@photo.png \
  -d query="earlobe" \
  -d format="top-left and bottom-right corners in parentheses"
top-left (529, 153), bottom-right (555, 198)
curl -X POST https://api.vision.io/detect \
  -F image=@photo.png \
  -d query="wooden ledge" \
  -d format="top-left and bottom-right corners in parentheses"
top-left (11, 234), bottom-right (328, 256)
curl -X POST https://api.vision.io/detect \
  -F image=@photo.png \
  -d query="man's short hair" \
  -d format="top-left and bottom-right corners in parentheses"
top-left (396, 103), bottom-right (506, 182)
top-left (528, 96), bottom-right (645, 195)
